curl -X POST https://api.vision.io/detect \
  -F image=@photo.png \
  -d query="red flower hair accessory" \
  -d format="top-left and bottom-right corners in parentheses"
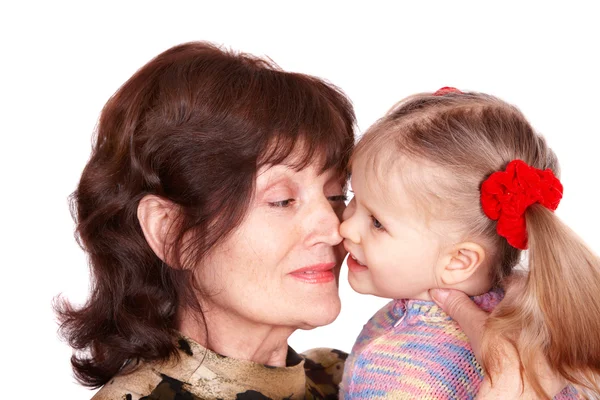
top-left (433, 87), bottom-right (463, 96)
top-left (480, 159), bottom-right (563, 250)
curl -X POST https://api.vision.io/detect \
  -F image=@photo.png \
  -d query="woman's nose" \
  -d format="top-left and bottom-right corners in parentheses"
top-left (305, 197), bottom-right (343, 247)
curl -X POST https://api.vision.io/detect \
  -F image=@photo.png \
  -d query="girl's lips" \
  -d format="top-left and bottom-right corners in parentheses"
top-left (347, 254), bottom-right (368, 272)
top-left (289, 263), bottom-right (336, 284)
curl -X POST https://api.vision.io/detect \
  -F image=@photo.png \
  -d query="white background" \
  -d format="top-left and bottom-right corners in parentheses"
top-left (1, 1), bottom-right (599, 398)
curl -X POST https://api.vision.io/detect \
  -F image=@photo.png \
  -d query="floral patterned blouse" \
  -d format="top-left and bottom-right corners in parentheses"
top-left (91, 335), bottom-right (346, 400)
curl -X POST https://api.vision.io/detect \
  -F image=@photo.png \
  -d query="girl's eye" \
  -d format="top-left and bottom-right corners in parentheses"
top-left (371, 216), bottom-right (385, 231)
top-left (269, 199), bottom-right (295, 208)
top-left (328, 195), bottom-right (348, 202)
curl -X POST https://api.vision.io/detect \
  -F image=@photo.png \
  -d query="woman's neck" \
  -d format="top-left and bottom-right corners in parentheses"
top-left (177, 306), bottom-right (296, 367)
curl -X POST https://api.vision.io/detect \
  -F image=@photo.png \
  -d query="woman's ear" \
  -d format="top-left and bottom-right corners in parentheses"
top-left (137, 194), bottom-right (179, 263)
top-left (438, 242), bottom-right (486, 286)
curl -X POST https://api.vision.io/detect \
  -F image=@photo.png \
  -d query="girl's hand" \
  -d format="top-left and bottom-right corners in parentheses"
top-left (429, 288), bottom-right (567, 399)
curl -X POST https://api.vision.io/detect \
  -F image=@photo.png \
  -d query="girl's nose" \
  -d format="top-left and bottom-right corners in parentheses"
top-left (339, 198), bottom-right (360, 244)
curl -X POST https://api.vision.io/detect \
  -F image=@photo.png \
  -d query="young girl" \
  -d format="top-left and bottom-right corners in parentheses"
top-left (339, 88), bottom-right (600, 399)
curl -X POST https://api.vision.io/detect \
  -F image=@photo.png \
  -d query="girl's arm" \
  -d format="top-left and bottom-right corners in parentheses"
top-left (430, 289), bottom-right (567, 399)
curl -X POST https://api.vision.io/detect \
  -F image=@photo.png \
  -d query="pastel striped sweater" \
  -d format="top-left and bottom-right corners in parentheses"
top-left (340, 289), bottom-right (581, 399)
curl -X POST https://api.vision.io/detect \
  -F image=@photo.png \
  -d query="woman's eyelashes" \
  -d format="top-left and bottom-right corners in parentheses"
top-left (268, 199), bottom-right (295, 208)
top-left (328, 194), bottom-right (348, 202)
top-left (268, 194), bottom-right (347, 208)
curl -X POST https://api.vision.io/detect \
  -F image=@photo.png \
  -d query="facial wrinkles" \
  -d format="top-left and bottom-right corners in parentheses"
top-left (257, 164), bottom-right (343, 271)
top-left (257, 167), bottom-right (292, 202)
top-left (254, 168), bottom-right (298, 278)
top-left (300, 170), bottom-right (344, 253)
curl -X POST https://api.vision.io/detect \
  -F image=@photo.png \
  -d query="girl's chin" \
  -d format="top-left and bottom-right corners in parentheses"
top-left (348, 274), bottom-right (370, 295)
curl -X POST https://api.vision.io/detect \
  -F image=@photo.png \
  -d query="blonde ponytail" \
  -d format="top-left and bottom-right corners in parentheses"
top-left (483, 205), bottom-right (600, 398)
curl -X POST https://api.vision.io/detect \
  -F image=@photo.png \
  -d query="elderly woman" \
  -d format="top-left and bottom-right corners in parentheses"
top-left (57, 42), bottom-right (563, 399)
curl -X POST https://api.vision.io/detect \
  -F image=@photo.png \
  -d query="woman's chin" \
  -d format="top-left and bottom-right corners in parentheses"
top-left (297, 297), bottom-right (341, 329)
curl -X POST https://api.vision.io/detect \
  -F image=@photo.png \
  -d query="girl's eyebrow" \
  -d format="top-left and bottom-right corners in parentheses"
top-left (355, 186), bottom-right (397, 230)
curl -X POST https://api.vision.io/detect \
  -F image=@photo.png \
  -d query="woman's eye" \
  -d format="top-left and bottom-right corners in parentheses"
top-left (328, 195), bottom-right (348, 202)
top-left (371, 216), bottom-right (385, 231)
top-left (269, 199), bottom-right (295, 208)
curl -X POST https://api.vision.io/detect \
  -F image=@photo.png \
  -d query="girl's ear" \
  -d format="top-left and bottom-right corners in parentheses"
top-left (438, 242), bottom-right (486, 286)
top-left (137, 194), bottom-right (179, 264)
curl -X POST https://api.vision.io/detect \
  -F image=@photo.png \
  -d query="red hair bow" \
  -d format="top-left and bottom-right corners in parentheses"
top-left (480, 160), bottom-right (563, 250)
top-left (434, 87), bottom-right (463, 96)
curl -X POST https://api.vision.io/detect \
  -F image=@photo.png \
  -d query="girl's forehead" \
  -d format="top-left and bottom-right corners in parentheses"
top-left (352, 153), bottom-right (444, 212)
top-left (350, 158), bottom-right (401, 206)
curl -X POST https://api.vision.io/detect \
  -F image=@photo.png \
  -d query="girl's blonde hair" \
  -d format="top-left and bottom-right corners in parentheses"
top-left (354, 91), bottom-right (600, 398)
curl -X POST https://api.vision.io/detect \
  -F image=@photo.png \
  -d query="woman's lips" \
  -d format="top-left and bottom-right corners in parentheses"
top-left (346, 254), bottom-right (368, 272)
top-left (289, 263), bottom-right (336, 284)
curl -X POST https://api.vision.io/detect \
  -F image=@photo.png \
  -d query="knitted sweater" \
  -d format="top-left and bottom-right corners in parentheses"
top-left (340, 289), bottom-right (581, 399)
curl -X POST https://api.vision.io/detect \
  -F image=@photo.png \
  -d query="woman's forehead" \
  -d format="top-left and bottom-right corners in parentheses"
top-left (257, 161), bottom-right (344, 184)
top-left (258, 132), bottom-right (351, 175)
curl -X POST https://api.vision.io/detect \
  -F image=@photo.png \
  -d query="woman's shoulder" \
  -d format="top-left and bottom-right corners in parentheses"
top-left (91, 338), bottom-right (205, 400)
top-left (90, 362), bottom-right (202, 400)
top-left (301, 348), bottom-right (348, 400)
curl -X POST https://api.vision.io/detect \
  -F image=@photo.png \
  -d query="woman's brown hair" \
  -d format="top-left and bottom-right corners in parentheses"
top-left (55, 41), bottom-right (355, 388)
top-left (354, 92), bottom-right (600, 397)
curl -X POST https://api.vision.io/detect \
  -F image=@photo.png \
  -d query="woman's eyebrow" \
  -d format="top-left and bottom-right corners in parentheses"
top-left (257, 172), bottom-right (291, 194)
